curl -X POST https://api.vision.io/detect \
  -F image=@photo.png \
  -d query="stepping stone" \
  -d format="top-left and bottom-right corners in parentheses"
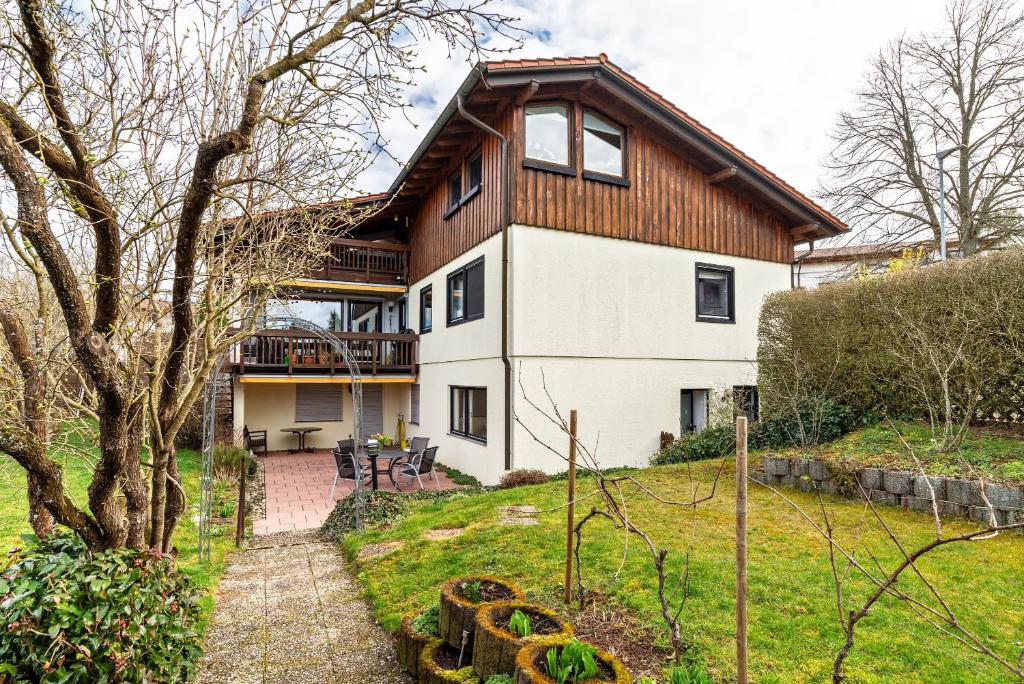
top-left (498, 505), bottom-right (539, 526)
top-left (423, 527), bottom-right (466, 541)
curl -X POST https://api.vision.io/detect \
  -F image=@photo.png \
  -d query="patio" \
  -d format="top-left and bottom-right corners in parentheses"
top-left (254, 450), bottom-right (459, 535)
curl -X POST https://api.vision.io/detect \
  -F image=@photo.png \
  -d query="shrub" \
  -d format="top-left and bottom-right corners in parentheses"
top-left (319, 490), bottom-right (411, 541)
top-left (411, 604), bottom-right (440, 636)
top-left (652, 424), bottom-right (735, 465)
top-left (212, 443), bottom-right (250, 482)
top-left (499, 468), bottom-right (551, 488)
top-left (748, 401), bottom-right (856, 450)
top-left (485, 676), bottom-right (515, 684)
top-left (0, 532), bottom-right (202, 683)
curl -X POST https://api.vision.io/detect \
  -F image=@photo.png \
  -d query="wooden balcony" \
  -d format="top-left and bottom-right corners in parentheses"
top-left (303, 238), bottom-right (409, 285)
top-left (232, 330), bottom-right (418, 376)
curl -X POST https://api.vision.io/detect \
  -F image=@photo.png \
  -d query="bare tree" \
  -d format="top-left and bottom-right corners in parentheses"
top-left (758, 423), bottom-right (1024, 683)
top-left (516, 368), bottom-right (725, 662)
top-left (0, 0), bottom-right (522, 550)
top-left (820, 0), bottom-right (1024, 255)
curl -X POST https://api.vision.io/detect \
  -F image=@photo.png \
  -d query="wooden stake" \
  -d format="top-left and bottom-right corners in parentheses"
top-left (564, 409), bottom-right (578, 604)
top-left (735, 415), bottom-right (749, 684)
top-left (235, 451), bottom-right (248, 548)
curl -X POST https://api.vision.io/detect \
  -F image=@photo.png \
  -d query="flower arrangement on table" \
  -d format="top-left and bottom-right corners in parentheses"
top-left (369, 433), bottom-right (394, 447)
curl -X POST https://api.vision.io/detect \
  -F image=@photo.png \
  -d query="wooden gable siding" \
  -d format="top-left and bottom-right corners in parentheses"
top-left (407, 109), bottom-right (512, 284)
top-left (511, 98), bottom-right (793, 264)
top-left (406, 94), bottom-right (794, 283)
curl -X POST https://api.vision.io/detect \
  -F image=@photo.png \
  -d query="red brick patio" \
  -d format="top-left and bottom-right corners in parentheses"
top-left (254, 450), bottom-right (459, 535)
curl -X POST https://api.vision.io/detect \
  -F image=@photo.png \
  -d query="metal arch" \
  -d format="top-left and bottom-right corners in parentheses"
top-left (198, 316), bottom-right (365, 561)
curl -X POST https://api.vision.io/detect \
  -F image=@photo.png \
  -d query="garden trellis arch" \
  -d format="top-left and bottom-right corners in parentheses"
top-left (197, 316), bottom-right (366, 560)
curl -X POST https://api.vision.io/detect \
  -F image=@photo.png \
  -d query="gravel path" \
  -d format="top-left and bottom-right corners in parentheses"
top-left (196, 531), bottom-right (411, 684)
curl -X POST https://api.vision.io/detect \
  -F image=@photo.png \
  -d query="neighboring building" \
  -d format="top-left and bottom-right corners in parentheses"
top-left (793, 241), bottom-right (935, 288)
top-left (228, 55), bottom-right (847, 484)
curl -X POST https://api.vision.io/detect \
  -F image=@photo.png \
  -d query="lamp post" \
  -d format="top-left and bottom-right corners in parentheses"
top-left (936, 144), bottom-right (964, 261)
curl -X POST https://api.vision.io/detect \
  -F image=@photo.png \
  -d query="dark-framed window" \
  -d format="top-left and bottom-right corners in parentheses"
top-left (524, 102), bottom-right (574, 174)
top-left (450, 386), bottom-right (487, 442)
top-left (466, 149), bottom-right (483, 195)
top-left (348, 299), bottom-right (382, 332)
top-left (419, 285), bottom-right (432, 333)
top-left (733, 386), bottom-right (759, 423)
top-left (582, 109), bottom-right (627, 183)
top-left (447, 256), bottom-right (484, 325)
top-left (695, 263), bottom-right (735, 323)
top-left (447, 170), bottom-right (462, 211)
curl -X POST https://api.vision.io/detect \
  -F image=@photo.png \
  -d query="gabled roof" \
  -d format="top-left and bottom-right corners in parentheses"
top-left (389, 54), bottom-right (846, 240)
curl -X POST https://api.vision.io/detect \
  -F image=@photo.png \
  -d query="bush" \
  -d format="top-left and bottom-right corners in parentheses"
top-left (0, 532), bottom-right (202, 683)
top-left (319, 490), bottom-right (411, 541)
top-left (748, 401), bottom-right (857, 450)
top-left (212, 443), bottom-right (251, 482)
top-left (499, 468), bottom-right (551, 489)
top-left (652, 424), bottom-right (735, 465)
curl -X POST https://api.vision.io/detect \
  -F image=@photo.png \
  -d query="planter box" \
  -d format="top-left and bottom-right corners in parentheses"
top-left (398, 614), bottom-right (439, 678)
top-left (472, 603), bottom-right (573, 681)
top-left (418, 640), bottom-right (479, 684)
top-left (439, 576), bottom-right (524, 650)
top-left (513, 641), bottom-right (632, 684)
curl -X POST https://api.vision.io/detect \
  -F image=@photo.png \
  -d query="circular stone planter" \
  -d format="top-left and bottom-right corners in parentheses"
top-left (398, 613), bottom-right (440, 678)
top-left (513, 640), bottom-right (632, 684)
top-left (439, 576), bottom-right (525, 649)
top-left (418, 639), bottom-right (480, 684)
top-left (472, 603), bottom-right (574, 681)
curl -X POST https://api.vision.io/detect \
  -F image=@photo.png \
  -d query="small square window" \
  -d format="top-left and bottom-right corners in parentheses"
top-left (447, 257), bottom-right (484, 325)
top-left (450, 386), bottom-right (487, 442)
top-left (696, 264), bottom-right (735, 323)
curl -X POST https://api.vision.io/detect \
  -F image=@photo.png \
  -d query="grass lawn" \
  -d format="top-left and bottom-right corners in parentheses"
top-left (760, 421), bottom-right (1024, 484)
top-left (343, 460), bottom-right (1023, 683)
top-left (0, 440), bottom-right (236, 628)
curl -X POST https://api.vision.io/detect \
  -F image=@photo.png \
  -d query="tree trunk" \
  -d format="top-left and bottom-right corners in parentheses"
top-left (27, 472), bottom-right (55, 538)
top-left (161, 447), bottom-right (186, 553)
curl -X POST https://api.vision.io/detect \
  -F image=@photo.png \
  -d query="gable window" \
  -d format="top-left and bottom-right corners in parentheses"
top-left (450, 386), bottom-right (487, 442)
top-left (583, 110), bottom-right (625, 180)
top-left (695, 263), bottom-right (735, 323)
top-left (524, 103), bottom-right (572, 170)
top-left (419, 285), bottom-right (432, 333)
top-left (466, 149), bottom-right (483, 195)
top-left (447, 257), bottom-right (484, 325)
top-left (447, 170), bottom-right (462, 211)
top-left (295, 383), bottom-right (343, 422)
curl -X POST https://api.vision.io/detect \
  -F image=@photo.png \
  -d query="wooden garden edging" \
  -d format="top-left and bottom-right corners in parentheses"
top-left (438, 576), bottom-right (525, 649)
top-left (472, 603), bottom-right (573, 681)
top-left (512, 640), bottom-right (632, 684)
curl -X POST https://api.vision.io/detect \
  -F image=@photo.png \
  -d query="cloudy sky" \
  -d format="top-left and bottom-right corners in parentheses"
top-left (356, 0), bottom-right (954, 240)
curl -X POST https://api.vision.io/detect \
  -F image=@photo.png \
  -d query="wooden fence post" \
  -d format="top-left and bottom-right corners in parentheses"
top-left (564, 409), bottom-right (578, 604)
top-left (736, 415), bottom-right (749, 684)
top-left (235, 451), bottom-right (248, 549)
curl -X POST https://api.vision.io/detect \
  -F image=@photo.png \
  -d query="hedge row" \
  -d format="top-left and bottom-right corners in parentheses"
top-left (757, 248), bottom-right (1024, 426)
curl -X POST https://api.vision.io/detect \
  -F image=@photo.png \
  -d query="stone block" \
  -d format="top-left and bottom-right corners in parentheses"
top-left (883, 470), bottom-right (913, 496)
top-left (940, 500), bottom-right (969, 519)
top-left (869, 490), bottom-right (897, 507)
top-left (913, 475), bottom-right (946, 501)
top-left (769, 474), bottom-right (784, 486)
top-left (970, 506), bottom-right (1005, 527)
top-left (764, 456), bottom-right (791, 477)
top-left (983, 483), bottom-right (1022, 511)
top-left (860, 468), bottom-right (884, 492)
top-left (903, 495), bottom-right (934, 514)
top-left (809, 460), bottom-right (829, 481)
top-left (798, 476), bottom-right (813, 493)
top-left (781, 475), bottom-right (797, 488)
top-left (945, 479), bottom-right (983, 506)
top-left (791, 459), bottom-right (810, 478)
top-left (817, 478), bottom-right (834, 495)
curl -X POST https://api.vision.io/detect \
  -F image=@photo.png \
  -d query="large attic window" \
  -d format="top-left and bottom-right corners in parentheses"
top-left (524, 103), bottom-right (572, 171)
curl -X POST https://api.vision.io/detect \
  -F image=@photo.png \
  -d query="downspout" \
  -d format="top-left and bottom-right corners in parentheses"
top-left (457, 93), bottom-right (514, 471)
top-left (792, 240), bottom-right (815, 289)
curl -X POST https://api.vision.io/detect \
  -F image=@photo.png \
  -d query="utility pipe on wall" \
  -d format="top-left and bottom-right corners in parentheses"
top-left (456, 92), bottom-right (514, 471)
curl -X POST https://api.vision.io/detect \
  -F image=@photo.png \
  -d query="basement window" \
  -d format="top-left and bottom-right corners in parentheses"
top-left (695, 263), bottom-right (735, 323)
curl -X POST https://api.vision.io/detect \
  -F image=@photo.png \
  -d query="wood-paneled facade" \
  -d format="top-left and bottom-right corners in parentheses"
top-left (405, 86), bottom-right (798, 283)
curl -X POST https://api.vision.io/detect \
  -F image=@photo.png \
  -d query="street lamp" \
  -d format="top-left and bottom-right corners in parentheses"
top-left (936, 144), bottom-right (965, 261)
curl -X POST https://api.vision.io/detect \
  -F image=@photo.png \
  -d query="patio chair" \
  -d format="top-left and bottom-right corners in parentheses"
top-left (394, 446), bottom-right (439, 491)
top-left (243, 425), bottom-right (267, 456)
top-left (327, 439), bottom-right (368, 503)
top-left (389, 436), bottom-right (429, 480)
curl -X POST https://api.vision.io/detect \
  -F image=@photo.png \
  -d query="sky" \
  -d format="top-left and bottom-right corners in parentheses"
top-left (355, 0), bottom-right (955, 242)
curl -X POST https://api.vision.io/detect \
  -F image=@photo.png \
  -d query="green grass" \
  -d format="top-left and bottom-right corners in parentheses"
top-left (761, 421), bottom-right (1024, 483)
top-left (342, 460), bottom-right (1024, 683)
top-left (0, 437), bottom-right (236, 629)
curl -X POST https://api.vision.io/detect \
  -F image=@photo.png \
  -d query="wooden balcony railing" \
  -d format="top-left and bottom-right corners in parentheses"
top-left (304, 238), bottom-right (410, 285)
top-left (232, 330), bottom-right (417, 376)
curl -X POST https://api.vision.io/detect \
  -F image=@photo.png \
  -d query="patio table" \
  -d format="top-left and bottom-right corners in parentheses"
top-left (280, 426), bottom-right (321, 453)
top-left (364, 447), bottom-right (407, 490)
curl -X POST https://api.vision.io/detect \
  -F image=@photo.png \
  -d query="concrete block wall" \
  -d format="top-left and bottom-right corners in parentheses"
top-left (752, 456), bottom-right (1024, 530)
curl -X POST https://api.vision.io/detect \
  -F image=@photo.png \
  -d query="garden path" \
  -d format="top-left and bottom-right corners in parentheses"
top-left (196, 530), bottom-right (411, 684)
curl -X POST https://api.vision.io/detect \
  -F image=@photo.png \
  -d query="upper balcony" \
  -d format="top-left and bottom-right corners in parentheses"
top-left (300, 238), bottom-right (410, 287)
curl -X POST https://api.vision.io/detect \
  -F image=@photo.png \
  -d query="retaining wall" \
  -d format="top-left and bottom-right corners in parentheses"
top-left (752, 456), bottom-right (1024, 529)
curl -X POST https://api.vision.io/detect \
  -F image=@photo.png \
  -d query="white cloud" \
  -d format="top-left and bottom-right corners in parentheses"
top-left (356, 0), bottom-right (953, 236)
